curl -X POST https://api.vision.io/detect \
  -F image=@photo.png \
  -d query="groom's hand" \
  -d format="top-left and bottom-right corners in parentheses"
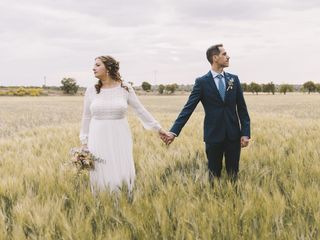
top-left (158, 129), bottom-right (171, 144)
top-left (158, 128), bottom-right (168, 139)
top-left (163, 132), bottom-right (176, 145)
top-left (240, 136), bottom-right (249, 148)
top-left (158, 130), bottom-right (176, 145)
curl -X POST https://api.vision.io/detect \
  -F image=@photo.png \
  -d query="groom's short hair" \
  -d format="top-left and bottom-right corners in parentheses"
top-left (206, 44), bottom-right (223, 64)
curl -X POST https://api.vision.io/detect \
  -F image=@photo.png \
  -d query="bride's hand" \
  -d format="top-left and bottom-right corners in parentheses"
top-left (158, 128), bottom-right (169, 139)
top-left (158, 128), bottom-right (175, 145)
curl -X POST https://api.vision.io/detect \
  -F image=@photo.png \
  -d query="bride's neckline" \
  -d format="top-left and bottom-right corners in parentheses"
top-left (100, 84), bottom-right (121, 90)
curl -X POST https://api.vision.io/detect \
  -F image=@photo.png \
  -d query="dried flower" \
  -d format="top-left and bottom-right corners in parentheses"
top-left (227, 78), bottom-right (234, 91)
top-left (70, 147), bottom-right (105, 171)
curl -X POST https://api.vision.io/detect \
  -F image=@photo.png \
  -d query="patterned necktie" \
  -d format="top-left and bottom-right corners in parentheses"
top-left (216, 74), bottom-right (225, 100)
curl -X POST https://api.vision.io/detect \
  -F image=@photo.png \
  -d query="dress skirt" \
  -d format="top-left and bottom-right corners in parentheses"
top-left (88, 117), bottom-right (136, 193)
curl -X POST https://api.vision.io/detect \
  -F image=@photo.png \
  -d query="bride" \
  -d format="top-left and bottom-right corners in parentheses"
top-left (80, 55), bottom-right (166, 193)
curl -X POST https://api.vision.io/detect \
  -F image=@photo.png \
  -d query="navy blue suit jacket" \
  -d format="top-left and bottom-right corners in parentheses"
top-left (170, 71), bottom-right (250, 144)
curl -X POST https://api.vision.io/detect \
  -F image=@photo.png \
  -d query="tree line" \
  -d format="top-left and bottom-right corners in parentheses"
top-left (2, 78), bottom-right (319, 96)
top-left (50, 79), bottom-right (320, 95)
top-left (140, 81), bottom-right (320, 95)
top-left (241, 81), bottom-right (320, 94)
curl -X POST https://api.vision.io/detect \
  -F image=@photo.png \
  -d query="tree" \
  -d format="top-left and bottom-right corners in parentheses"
top-left (165, 83), bottom-right (178, 94)
top-left (262, 82), bottom-right (275, 95)
top-left (303, 81), bottom-right (316, 94)
top-left (158, 84), bottom-right (165, 94)
top-left (60, 78), bottom-right (79, 94)
top-left (279, 84), bottom-right (293, 95)
top-left (241, 83), bottom-right (248, 92)
top-left (172, 83), bottom-right (178, 92)
top-left (316, 83), bottom-right (320, 93)
top-left (141, 81), bottom-right (151, 91)
top-left (248, 82), bottom-right (261, 94)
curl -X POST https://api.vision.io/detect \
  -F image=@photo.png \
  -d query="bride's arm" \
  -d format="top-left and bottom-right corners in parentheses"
top-left (79, 87), bottom-right (92, 145)
top-left (127, 84), bottom-right (162, 131)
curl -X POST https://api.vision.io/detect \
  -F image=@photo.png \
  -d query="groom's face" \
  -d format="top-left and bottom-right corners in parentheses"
top-left (214, 47), bottom-right (230, 68)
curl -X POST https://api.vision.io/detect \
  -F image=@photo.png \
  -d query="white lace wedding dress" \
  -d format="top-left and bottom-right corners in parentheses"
top-left (79, 82), bottom-right (161, 193)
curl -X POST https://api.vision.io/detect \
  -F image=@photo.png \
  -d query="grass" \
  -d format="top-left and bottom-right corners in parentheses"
top-left (0, 93), bottom-right (319, 239)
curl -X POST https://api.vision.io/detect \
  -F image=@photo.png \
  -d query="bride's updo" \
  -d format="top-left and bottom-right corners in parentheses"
top-left (95, 55), bottom-right (128, 93)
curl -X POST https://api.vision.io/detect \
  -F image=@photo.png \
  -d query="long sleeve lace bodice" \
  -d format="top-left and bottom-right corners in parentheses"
top-left (79, 83), bottom-right (161, 145)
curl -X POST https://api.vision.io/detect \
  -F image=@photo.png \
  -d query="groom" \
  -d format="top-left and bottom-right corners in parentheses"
top-left (163, 44), bottom-right (250, 182)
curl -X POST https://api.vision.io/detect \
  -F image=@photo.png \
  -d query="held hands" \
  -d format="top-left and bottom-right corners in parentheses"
top-left (240, 136), bottom-right (250, 148)
top-left (158, 129), bottom-right (176, 145)
top-left (158, 131), bottom-right (249, 147)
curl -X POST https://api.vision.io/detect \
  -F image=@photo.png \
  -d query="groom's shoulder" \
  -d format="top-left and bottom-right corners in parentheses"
top-left (225, 72), bottom-right (241, 84)
top-left (197, 71), bottom-right (211, 81)
top-left (225, 71), bottom-right (238, 79)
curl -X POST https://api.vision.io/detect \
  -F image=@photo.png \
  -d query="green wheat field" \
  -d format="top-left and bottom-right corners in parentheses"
top-left (0, 93), bottom-right (319, 239)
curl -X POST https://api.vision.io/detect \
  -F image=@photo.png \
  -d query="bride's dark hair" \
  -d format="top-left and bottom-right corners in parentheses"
top-left (95, 55), bottom-right (129, 93)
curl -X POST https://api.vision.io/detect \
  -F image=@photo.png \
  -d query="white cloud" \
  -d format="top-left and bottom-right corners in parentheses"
top-left (0, 0), bottom-right (319, 86)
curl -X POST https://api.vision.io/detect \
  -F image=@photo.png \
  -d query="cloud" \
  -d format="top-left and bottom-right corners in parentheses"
top-left (0, 0), bottom-right (319, 86)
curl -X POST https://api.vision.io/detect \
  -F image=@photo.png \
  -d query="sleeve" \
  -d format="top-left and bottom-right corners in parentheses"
top-left (79, 87), bottom-right (93, 144)
top-left (169, 78), bottom-right (202, 136)
top-left (127, 84), bottom-right (162, 131)
top-left (235, 76), bottom-right (251, 138)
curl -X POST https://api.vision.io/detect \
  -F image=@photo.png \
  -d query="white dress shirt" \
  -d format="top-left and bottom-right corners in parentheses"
top-left (210, 70), bottom-right (226, 90)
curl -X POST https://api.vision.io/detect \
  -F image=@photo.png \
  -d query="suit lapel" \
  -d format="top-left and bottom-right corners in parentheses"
top-left (224, 72), bottom-right (233, 100)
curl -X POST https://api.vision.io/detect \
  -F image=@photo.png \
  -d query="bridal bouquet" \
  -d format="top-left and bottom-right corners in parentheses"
top-left (70, 147), bottom-right (96, 170)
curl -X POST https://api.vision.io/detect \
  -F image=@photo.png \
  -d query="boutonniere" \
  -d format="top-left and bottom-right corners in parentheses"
top-left (227, 79), bottom-right (234, 91)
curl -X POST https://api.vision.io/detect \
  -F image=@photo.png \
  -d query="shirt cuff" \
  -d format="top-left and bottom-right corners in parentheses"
top-left (169, 132), bottom-right (177, 137)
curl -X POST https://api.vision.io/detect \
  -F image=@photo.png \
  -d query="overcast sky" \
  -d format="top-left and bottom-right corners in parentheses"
top-left (1, 0), bottom-right (319, 87)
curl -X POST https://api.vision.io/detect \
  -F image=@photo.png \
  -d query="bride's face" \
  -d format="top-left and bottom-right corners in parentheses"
top-left (93, 58), bottom-right (107, 79)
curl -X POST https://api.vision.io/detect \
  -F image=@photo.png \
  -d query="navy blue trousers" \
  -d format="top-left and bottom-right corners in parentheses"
top-left (205, 138), bottom-right (241, 181)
